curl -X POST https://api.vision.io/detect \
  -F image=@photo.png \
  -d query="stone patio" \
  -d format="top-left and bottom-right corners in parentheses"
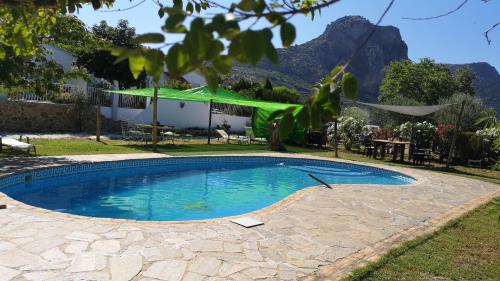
top-left (0, 153), bottom-right (498, 281)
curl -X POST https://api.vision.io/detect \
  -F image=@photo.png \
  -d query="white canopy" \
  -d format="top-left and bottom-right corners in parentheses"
top-left (357, 102), bottom-right (453, 117)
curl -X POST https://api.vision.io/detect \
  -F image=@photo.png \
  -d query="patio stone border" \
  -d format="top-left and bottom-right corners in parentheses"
top-left (305, 188), bottom-right (500, 281)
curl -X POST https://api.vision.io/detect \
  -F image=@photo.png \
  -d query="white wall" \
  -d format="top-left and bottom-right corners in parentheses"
top-left (101, 99), bottom-right (250, 133)
top-left (42, 44), bottom-right (87, 90)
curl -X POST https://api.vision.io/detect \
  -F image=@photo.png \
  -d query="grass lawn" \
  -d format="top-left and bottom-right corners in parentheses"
top-left (25, 138), bottom-right (274, 156)
top-left (344, 199), bottom-right (500, 281)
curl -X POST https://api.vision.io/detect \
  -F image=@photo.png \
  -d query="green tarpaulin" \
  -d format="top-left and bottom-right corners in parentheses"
top-left (108, 86), bottom-right (305, 141)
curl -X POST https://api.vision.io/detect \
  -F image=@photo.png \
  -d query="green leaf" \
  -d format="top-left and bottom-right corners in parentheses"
top-left (144, 49), bottom-right (165, 83)
top-left (296, 106), bottom-right (310, 128)
top-left (195, 3), bottom-right (201, 13)
top-left (0, 45), bottom-right (6, 60)
top-left (133, 33), bottom-right (165, 44)
top-left (342, 72), bottom-right (358, 101)
top-left (166, 44), bottom-right (190, 77)
top-left (279, 113), bottom-right (295, 140)
top-left (158, 7), bottom-right (165, 18)
top-left (163, 14), bottom-right (187, 33)
top-left (186, 2), bottom-right (194, 14)
top-left (242, 31), bottom-right (265, 65)
top-left (280, 23), bottom-right (296, 48)
top-left (265, 43), bottom-right (278, 64)
top-left (201, 66), bottom-right (219, 89)
top-left (212, 55), bottom-right (233, 74)
top-left (128, 54), bottom-right (147, 80)
top-left (266, 13), bottom-right (285, 25)
top-left (254, 0), bottom-right (266, 13)
top-left (228, 36), bottom-right (248, 63)
top-left (330, 66), bottom-right (343, 79)
top-left (238, 0), bottom-right (255, 11)
top-left (310, 103), bottom-right (322, 129)
top-left (109, 47), bottom-right (131, 64)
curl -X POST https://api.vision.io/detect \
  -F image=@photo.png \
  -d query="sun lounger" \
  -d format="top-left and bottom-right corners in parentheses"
top-left (244, 127), bottom-right (268, 144)
top-left (0, 136), bottom-right (37, 156)
top-left (215, 129), bottom-right (248, 144)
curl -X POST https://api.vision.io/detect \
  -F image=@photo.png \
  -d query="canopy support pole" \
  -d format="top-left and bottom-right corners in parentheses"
top-left (152, 83), bottom-right (159, 152)
top-left (334, 119), bottom-right (339, 158)
top-left (96, 93), bottom-right (101, 142)
top-left (207, 99), bottom-right (213, 144)
top-left (446, 100), bottom-right (465, 168)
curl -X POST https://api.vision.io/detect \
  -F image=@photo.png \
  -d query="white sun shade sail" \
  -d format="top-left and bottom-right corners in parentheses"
top-left (357, 102), bottom-right (453, 117)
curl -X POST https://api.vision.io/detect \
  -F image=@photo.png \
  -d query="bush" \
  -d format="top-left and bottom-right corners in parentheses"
top-left (454, 131), bottom-right (499, 166)
top-left (337, 116), bottom-right (365, 150)
top-left (396, 121), bottom-right (437, 148)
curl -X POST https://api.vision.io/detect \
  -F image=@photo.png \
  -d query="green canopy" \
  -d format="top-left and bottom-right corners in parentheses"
top-left (108, 86), bottom-right (305, 141)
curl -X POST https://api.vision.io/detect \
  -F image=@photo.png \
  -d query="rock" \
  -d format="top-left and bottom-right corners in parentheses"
top-left (125, 231), bottom-right (144, 245)
top-left (187, 256), bottom-right (222, 276)
top-left (223, 242), bottom-right (242, 253)
top-left (65, 231), bottom-right (101, 242)
top-left (189, 240), bottom-right (223, 252)
top-left (0, 249), bottom-right (40, 267)
top-left (91, 240), bottom-right (121, 254)
top-left (0, 265), bottom-right (20, 281)
top-left (66, 252), bottom-right (107, 273)
top-left (109, 255), bottom-right (142, 281)
top-left (143, 260), bottom-right (187, 281)
top-left (64, 241), bottom-right (89, 254)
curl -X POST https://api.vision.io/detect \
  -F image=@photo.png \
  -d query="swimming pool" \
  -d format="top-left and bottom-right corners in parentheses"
top-left (0, 156), bottom-right (414, 221)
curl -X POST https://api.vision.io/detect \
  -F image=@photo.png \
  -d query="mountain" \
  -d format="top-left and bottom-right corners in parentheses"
top-left (230, 16), bottom-right (500, 111)
top-left (449, 63), bottom-right (500, 111)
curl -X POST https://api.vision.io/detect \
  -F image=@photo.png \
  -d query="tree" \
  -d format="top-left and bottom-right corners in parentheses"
top-left (342, 106), bottom-right (369, 124)
top-left (379, 58), bottom-right (456, 105)
top-left (263, 86), bottom-right (300, 103)
top-left (227, 78), bottom-right (300, 103)
top-left (434, 93), bottom-right (490, 132)
top-left (453, 67), bottom-right (475, 96)
top-left (76, 20), bottom-right (147, 89)
top-left (0, 44), bottom-right (87, 97)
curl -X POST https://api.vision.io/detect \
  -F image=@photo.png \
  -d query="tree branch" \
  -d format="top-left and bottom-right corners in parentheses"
top-left (484, 21), bottom-right (500, 44)
top-left (98, 0), bottom-right (145, 13)
top-left (402, 0), bottom-right (469, 20)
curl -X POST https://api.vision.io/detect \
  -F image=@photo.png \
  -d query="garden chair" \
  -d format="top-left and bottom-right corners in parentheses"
top-left (121, 122), bottom-right (142, 141)
top-left (215, 129), bottom-right (247, 144)
top-left (0, 136), bottom-right (37, 156)
top-left (244, 127), bottom-right (268, 144)
top-left (363, 138), bottom-right (374, 157)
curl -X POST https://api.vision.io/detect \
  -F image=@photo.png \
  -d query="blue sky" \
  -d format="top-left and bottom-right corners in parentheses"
top-left (76, 0), bottom-right (500, 70)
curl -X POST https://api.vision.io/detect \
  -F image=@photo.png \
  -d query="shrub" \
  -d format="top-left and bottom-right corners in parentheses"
top-left (397, 121), bottom-right (437, 148)
top-left (338, 116), bottom-right (365, 150)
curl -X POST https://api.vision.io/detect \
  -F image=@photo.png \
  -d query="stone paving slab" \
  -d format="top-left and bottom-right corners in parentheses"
top-left (0, 153), bottom-right (498, 281)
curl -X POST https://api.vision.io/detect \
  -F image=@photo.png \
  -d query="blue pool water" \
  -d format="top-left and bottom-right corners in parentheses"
top-left (1, 157), bottom-right (414, 221)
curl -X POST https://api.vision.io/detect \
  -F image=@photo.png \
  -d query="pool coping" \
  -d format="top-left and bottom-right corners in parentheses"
top-left (0, 153), bottom-right (424, 226)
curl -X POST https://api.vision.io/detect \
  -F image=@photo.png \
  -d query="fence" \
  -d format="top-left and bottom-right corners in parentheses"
top-left (2, 84), bottom-right (145, 109)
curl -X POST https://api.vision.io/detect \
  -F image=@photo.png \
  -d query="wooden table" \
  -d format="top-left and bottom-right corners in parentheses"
top-left (373, 139), bottom-right (410, 162)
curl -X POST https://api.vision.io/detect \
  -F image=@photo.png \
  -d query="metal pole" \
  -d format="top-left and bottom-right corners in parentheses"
top-left (207, 99), bottom-right (213, 144)
top-left (96, 93), bottom-right (101, 142)
top-left (334, 120), bottom-right (338, 158)
top-left (152, 83), bottom-right (159, 152)
top-left (446, 100), bottom-right (466, 168)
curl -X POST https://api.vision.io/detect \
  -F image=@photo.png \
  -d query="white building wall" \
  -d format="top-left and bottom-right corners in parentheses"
top-left (42, 44), bottom-right (88, 90)
top-left (102, 99), bottom-right (250, 133)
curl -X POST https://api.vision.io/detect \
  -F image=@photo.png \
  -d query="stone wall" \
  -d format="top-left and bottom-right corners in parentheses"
top-left (0, 101), bottom-right (121, 133)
